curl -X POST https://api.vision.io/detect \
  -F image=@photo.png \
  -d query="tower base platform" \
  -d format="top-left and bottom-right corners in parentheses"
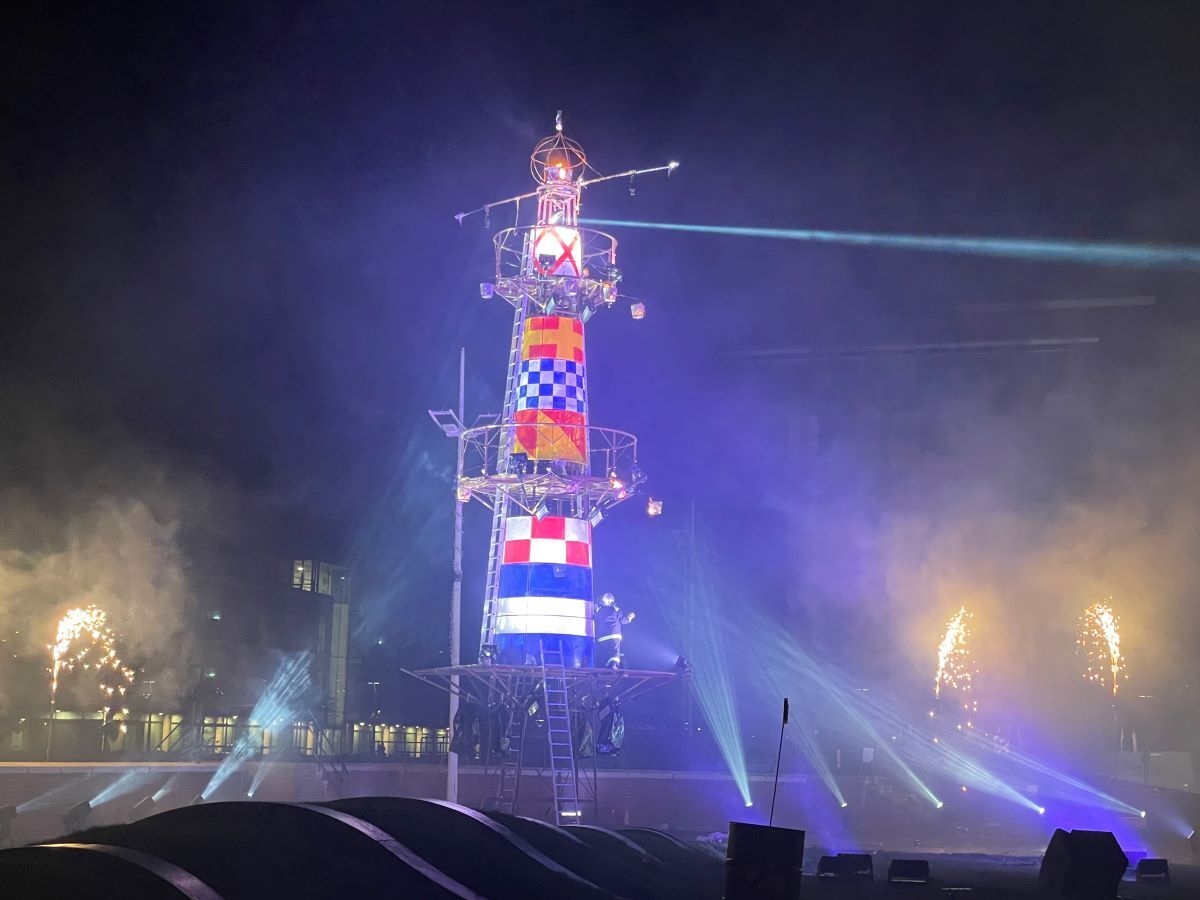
top-left (404, 664), bottom-right (675, 707)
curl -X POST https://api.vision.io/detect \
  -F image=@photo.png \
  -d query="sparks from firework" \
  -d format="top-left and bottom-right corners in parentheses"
top-left (49, 606), bottom-right (136, 734)
top-left (934, 606), bottom-right (979, 724)
top-left (1078, 600), bottom-right (1125, 696)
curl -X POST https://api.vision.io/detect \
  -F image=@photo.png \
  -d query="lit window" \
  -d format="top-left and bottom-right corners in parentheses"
top-left (292, 560), bottom-right (313, 591)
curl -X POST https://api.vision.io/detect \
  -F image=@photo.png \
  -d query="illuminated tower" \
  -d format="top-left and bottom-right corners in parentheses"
top-left (455, 115), bottom-right (676, 669)
top-left (426, 115), bottom-right (677, 823)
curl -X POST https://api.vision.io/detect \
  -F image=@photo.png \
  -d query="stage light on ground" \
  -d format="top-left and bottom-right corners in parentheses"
top-left (63, 800), bottom-right (91, 832)
top-left (1140, 810), bottom-right (1147, 818)
top-left (1038, 806), bottom-right (1047, 815)
top-left (192, 793), bottom-right (206, 805)
top-left (935, 800), bottom-right (945, 809)
top-left (840, 802), bottom-right (849, 809)
top-left (744, 800), bottom-right (754, 807)
top-left (0, 805), bottom-right (15, 845)
top-left (151, 777), bottom-right (176, 804)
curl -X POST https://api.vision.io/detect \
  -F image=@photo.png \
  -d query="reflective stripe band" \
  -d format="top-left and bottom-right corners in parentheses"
top-left (496, 596), bottom-right (593, 619)
top-left (494, 600), bottom-right (592, 619)
top-left (597, 633), bottom-right (621, 642)
top-left (493, 614), bottom-right (593, 637)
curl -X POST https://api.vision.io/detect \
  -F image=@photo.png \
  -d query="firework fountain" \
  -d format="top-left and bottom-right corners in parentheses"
top-left (934, 605), bottom-right (978, 728)
top-left (47, 605), bottom-right (136, 758)
top-left (1078, 600), bottom-right (1125, 697)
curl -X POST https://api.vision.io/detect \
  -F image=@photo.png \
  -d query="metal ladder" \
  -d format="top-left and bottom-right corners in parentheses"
top-left (495, 673), bottom-right (535, 813)
top-left (479, 300), bottom-right (528, 652)
top-left (541, 642), bottom-right (581, 824)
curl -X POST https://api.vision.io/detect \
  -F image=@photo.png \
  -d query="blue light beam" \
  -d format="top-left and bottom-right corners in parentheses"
top-left (758, 630), bottom-right (942, 808)
top-left (202, 652), bottom-right (313, 800)
top-left (661, 536), bottom-right (752, 807)
top-left (584, 218), bottom-right (1200, 270)
top-left (91, 771), bottom-right (156, 807)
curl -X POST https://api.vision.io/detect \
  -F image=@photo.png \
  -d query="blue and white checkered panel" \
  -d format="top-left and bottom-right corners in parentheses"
top-left (515, 358), bottom-right (587, 413)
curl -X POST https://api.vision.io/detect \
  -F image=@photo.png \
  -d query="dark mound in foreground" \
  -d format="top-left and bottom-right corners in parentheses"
top-left (565, 823), bottom-right (723, 899)
top-left (485, 810), bottom-right (721, 900)
top-left (0, 842), bottom-right (223, 900)
top-left (324, 796), bottom-right (611, 900)
top-left (42, 801), bottom-right (479, 899)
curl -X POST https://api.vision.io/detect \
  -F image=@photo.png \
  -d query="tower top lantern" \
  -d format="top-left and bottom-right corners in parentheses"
top-left (531, 114), bottom-right (587, 184)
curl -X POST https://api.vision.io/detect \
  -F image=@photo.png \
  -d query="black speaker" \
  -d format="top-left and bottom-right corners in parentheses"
top-left (723, 821), bottom-right (805, 900)
top-left (1038, 828), bottom-right (1128, 899)
top-left (834, 853), bottom-right (873, 879)
top-left (1135, 858), bottom-right (1170, 883)
top-left (817, 853), bottom-right (872, 880)
top-left (886, 858), bottom-right (930, 883)
top-left (816, 855), bottom-right (844, 878)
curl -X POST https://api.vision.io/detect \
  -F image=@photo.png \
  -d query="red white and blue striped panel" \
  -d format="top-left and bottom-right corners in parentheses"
top-left (496, 515), bottom-right (593, 638)
top-left (502, 515), bottom-right (591, 567)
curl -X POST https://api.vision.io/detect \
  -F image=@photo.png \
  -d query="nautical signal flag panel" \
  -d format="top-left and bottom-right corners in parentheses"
top-left (514, 316), bottom-right (588, 464)
top-left (494, 514), bottom-right (595, 667)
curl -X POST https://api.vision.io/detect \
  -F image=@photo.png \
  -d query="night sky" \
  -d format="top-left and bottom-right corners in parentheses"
top-left (4, 4), bottom-right (1200, 727)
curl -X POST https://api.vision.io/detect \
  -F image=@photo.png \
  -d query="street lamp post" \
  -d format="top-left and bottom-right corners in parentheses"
top-left (429, 348), bottom-right (468, 804)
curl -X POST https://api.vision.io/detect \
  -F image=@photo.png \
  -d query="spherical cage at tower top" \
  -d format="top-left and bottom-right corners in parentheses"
top-left (531, 131), bottom-right (587, 184)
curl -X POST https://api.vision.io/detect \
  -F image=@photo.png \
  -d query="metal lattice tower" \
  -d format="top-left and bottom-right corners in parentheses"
top-left (414, 115), bottom-right (678, 824)
top-left (456, 115), bottom-right (676, 670)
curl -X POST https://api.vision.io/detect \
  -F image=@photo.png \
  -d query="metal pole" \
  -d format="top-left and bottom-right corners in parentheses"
top-left (447, 347), bottom-right (465, 804)
top-left (685, 501), bottom-right (696, 737)
top-left (46, 701), bottom-right (56, 761)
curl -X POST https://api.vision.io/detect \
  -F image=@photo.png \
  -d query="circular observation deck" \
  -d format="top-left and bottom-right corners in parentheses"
top-left (491, 226), bottom-right (621, 316)
top-left (456, 424), bottom-right (641, 514)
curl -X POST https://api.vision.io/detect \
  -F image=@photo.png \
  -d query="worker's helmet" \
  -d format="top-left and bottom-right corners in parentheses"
top-left (600, 592), bottom-right (616, 606)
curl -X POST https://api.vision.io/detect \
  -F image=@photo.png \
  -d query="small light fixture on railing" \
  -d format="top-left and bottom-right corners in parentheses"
top-left (456, 482), bottom-right (472, 503)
